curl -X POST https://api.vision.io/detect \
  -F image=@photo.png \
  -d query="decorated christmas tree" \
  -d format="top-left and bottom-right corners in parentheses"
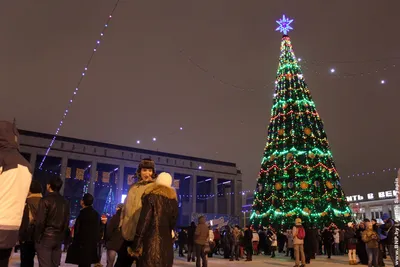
top-left (103, 188), bottom-right (116, 216)
top-left (251, 15), bottom-right (352, 228)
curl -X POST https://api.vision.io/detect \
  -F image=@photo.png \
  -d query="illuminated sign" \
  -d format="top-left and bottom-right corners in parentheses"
top-left (346, 190), bottom-right (397, 202)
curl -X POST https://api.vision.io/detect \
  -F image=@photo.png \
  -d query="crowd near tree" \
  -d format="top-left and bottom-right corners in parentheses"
top-left (0, 123), bottom-right (398, 267)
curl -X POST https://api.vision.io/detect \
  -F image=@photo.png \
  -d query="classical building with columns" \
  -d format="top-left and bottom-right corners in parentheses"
top-left (18, 130), bottom-right (242, 226)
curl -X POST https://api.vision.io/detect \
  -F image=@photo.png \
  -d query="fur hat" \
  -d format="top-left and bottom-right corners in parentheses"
top-left (136, 158), bottom-right (156, 179)
top-left (156, 172), bottom-right (173, 187)
top-left (295, 218), bottom-right (302, 225)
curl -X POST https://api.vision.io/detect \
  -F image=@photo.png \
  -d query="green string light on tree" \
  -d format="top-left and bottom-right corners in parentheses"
top-left (251, 15), bottom-right (352, 229)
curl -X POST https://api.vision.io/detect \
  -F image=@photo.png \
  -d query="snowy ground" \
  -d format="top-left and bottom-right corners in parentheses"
top-left (9, 250), bottom-right (395, 266)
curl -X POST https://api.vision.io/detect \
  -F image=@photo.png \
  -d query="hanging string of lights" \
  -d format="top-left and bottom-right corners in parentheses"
top-left (179, 49), bottom-right (398, 93)
top-left (346, 166), bottom-right (398, 178)
top-left (39, 0), bottom-right (121, 169)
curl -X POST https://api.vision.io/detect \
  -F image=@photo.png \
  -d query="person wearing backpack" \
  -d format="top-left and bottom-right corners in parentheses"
top-left (292, 218), bottom-right (306, 267)
top-left (19, 180), bottom-right (43, 267)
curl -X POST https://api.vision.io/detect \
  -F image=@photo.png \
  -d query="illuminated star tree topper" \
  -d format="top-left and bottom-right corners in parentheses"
top-left (276, 15), bottom-right (294, 35)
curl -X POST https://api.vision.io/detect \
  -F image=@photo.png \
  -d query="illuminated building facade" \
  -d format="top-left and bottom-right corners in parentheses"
top-left (18, 130), bottom-right (242, 226)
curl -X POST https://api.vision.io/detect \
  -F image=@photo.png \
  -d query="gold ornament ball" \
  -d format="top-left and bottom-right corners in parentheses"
top-left (286, 153), bottom-right (293, 160)
top-left (304, 127), bottom-right (312, 135)
top-left (344, 213), bottom-right (350, 217)
top-left (278, 129), bottom-right (285, 135)
top-left (300, 182), bottom-right (309, 189)
top-left (275, 182), bottom-right (282, 190)
top-left (308, 152), bottom-right (315, 159)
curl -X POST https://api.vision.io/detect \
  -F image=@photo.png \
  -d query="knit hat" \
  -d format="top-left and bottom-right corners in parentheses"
top-left (295, 218), bottom-right (302, 225)
top-left (382, 213), bottom-right (390, 221)
top-left (156, 172), bottom-right (173, 187)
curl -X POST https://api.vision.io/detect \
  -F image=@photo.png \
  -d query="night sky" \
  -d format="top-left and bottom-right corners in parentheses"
top-left (1, 0), bottom-right (399, 192)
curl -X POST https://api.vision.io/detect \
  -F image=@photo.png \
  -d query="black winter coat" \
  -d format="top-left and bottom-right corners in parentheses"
top-left (66, 206), bottom-right (101, 265)
top-left (105, 209), bottom-right (124, 251)
top-left (19, 194), bottom-right (42, 242)
top-left (132, 184), bottom-right (178, 267)
top-left (34, 192), bottom-right (70, 243)
top-left (244, 229), bottom-right (252, 248)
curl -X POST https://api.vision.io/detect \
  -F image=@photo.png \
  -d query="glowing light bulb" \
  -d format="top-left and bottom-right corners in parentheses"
top-left (152, 137), bottom-right (156, 141)
top-left (136, 140), bottom-right (140, 144)
top-left (179, 127), bottom-right (183, 130)
top-left (381, 80), bottom-right (386, 84)
top-left (198, 166), bottom-right (202, 170)
top-left (330, 68), bottom-right (335, 73)
top-left (298, 58), bottom-right (302, 62)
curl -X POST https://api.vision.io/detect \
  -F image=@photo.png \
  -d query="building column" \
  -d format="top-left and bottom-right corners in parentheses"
top-left (88, 161), bottom-right (97, 195)
top-left (213, 176), bottom-right (218, 214)
top-left (29, 152), bottom-right (37, 170)
top-left (227, 180), bottom-right (232, 215)
top-left (234, 177), bottom-right (242, 216)
top-left (59, 156), bottom-right (68, 195)
top-left (192, 175), bottom-right (197, 217)
top-left (116, 164), bottom-right (124, 204)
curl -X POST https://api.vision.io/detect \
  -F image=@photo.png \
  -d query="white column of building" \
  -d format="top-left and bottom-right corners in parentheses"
top-left (213, 176), bottom-right (218, 214)
top-left (192, 175), bottom-right (197, 217)
top-left (59, 156), bottom-right (68, 195)
top-left (88, 161), bottom-right (97, 195)
top-left (116, 164), bottom-right (124, 204)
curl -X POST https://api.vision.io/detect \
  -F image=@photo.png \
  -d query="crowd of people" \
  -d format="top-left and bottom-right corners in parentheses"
top-left (1, 156), bottom-right (181, 267)
top-left (175, 216), bottom-right (397, 267)
top-left (0, 122), bottom-right (185, 267)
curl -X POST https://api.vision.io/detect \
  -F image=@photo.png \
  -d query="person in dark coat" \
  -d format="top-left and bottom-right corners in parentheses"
top-left (243, 226), bottom-right (253, 261)
top-left (223, 226), bottom-right (234, 259)
top-left (303, 226), bottom-right (310, 264)
top-left (129, 172), bottom-right (179, 267)
top-left (344, 222), bottom-right (357, 265)
top-left (321, 227), bottom-right (334, 259)
top-left (356, 222), bottom-right (368, 265)
top-left (66, 193), bottom-right (101, 267)
top-left (303, 225), bottom-right (317, 264)
top-left (34, 177), bottom-right (70, 267)
top-left (380, 213), bottom-right (396, 265)
top-left (258, 228), bottom-right (266, 255)
top-left (178, 229), bottom-right (188, 257)
top-left (105, 203), bottom-right (124, 267)
top-left (186, 222), bottom-right (196, 262)
top-left (19, 180), bottom-right (42, 267)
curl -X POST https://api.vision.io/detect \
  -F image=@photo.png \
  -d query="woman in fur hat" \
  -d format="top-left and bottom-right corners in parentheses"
top-left (115, 158), bottom-right (156, 267)
top-left (129, 172), bottom-right (179, 267)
